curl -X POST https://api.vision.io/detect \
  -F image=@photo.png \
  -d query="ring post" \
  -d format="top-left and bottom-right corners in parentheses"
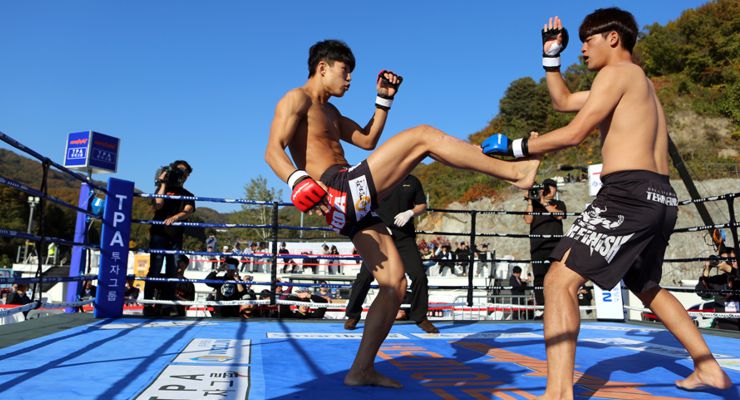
top-left (467, 211), bottom-right (477, 307)
top-left (270, 201), bottom-right (279, 307)
top-left (65, 182), bottom-right (91, 313)
top-left (32, 161), bottom-right (50, 304)
top-left (94, 178), bottom-right (134, 318)
top-left (726, 197), bottom-right (740, 278)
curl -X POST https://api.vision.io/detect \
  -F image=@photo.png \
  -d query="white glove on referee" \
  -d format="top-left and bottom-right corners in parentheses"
top-left (394, 209), bottom-right (415, 227)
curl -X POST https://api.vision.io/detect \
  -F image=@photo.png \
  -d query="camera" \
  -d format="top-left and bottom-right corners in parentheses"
top-left (155, 164), bottom-right (187, 187)
top-left (708, 254), bottom-right (721, 268)
top-left (528, 184), bottom-right (543, 202)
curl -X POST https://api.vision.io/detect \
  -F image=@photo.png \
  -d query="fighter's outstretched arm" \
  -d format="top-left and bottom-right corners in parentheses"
top-left (529, 66), bottom-right (624, 154)
top-left (264, 90), bottom-right (310, 182)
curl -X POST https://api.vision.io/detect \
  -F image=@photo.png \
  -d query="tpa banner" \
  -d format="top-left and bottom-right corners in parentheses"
top-left (95, 178), bottom-right (134, 318)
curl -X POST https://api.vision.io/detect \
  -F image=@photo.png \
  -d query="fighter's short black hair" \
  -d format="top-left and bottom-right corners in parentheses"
top-left (308, 39), bottom-right (355, 78)
top-left (513, 266), bottom-right (522, 274)
top-left (579, 7), bottom-right (638, 53)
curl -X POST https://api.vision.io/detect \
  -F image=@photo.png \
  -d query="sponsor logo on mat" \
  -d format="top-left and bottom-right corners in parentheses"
top-left (172, 338), bottom-right (251, 365)
top-left (135, 365), bottom-right (249, 400)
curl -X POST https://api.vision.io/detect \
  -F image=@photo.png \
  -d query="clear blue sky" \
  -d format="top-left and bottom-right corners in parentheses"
top-left (0, 1), bottom-right (707, 212)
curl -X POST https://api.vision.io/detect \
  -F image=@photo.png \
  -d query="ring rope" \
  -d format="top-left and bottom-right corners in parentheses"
top-left (135, 193), bottom-right (290, 207)
top-left (0, 228), bottom-right (98, 249)
top-left (0, 175), bottom-right (97, 216)
top-left (0, 274), bottom-right (99, 285)
top-left (0, 299), bottom-right (94, 318)
top-left (624, 305), bottom-right (740, 319)
top-left (672, 222), bottom-right (740, 233)
top-left (677, 192), bottom-right (740, 205)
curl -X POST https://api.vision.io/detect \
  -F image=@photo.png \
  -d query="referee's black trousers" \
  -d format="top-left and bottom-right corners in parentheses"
top-left (345, 236), bottom-right (429, 323)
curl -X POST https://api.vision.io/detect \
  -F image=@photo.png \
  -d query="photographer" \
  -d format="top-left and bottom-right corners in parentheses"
top-left (696, 248), bottom-right (739, 329)
top-left (205, 257), bottom-right (254, 318)
top-left (523, 178), bottom-right (566, 310)
top-left (143, 160), bottom-right (195, 316)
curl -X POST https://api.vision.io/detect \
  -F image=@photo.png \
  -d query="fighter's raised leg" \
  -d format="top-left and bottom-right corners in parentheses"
top-left (366, 124), bottom-right (540, 199)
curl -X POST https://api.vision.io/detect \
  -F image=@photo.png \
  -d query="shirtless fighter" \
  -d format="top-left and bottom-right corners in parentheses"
top-left (265, 39), bottom-right (539, 388)
top-left (481, 8), bottom-right (732, 399)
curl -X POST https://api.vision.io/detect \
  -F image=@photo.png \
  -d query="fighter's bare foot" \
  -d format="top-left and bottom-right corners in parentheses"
top-left (675, 365), bottom-right (732, 391)
top-left (510, 156), bottom-right (542, 190)
top-left (344, 368), bottom-right (403, 388)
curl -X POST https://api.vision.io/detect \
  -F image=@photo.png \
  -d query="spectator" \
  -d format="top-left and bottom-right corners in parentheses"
top-left (144, 160), bottom-right (195, 316)
top-left (509, 266), bottom-right (529, 319)
top-left (79, 280), bottom-right (97, 300)
top-left (6, 284), bottom-right (32, 317)
top-left (279, 242), bottom-right (295, 273)
top-left (315, 281), bottom-right (335, 302)
top-left (578, 284), bottom-right (594, 318)
top-left (327, 245), bottom-right (340, 275)
top-left (302, 251), bottom-right (319, 275)
top-left (205, 257), bottom-right (253, 318)
top-left (696, 248), bottom-right (739, 330)
top-left (420, 245), bottom-right (436, 270)
top-left (124, 279), bottom-right (140, 304)
top-left (287, 289), bottom-right (328, 319)
top-left (476, 243), bottom-right (494, 278)
top-left (436, 245), bottom-right (455, 276)
top-left (523, 178), bottom-right (566, 308)
top-left (454, 242), bottom-right (470, 276)
top-left (174, 255), bottom-right (196, 317)
top-left (509, 266), bottom-right (529, 297)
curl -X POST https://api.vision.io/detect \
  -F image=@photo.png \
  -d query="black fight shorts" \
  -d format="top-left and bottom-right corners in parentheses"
top-left (550, 170), bottom-right (678, 293)
top-left (319, 161), bottom-right (383, 238)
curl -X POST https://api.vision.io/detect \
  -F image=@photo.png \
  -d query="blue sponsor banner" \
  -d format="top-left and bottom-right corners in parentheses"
top-left (89, 131), bottom-right (119, 173)
top-left (64, 131), bottom-right (90, 168)
top-left (95, 178), bottom-right (134, 318)
top-left (63, 131), bottom-right (120, 173)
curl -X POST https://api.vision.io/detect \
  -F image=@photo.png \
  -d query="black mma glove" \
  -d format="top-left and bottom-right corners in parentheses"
top-left (376, 70), bottom-right (403, 111)
top-left (542, 27), bottom-right (569, 71)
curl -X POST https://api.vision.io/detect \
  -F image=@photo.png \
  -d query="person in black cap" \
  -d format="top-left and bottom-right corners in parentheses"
top-left (205, 257), bottom-right (253, 318)
top-left (523, 178), bottom-right (566, 309)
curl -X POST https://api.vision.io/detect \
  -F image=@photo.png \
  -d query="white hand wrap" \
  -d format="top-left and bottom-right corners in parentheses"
top-left (542, 56), bottom-right (560, 69)
top-left (512, 138), bottom-right (526, 158)
top-left (375, 96), bottom-right (393, 110)
top-left (287, 170), bottom-right (309, 188)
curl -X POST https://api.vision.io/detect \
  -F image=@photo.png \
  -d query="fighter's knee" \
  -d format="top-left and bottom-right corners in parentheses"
top-left (407, 124), bottom-right (443, 140)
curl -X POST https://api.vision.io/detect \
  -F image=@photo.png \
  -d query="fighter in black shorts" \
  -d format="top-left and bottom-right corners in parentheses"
top-left (482, 9), bottom-right (730, 396)
top-left (550, 170), bottom-right (678, 293)
top-left (317, 160), bottom-right (383, 238)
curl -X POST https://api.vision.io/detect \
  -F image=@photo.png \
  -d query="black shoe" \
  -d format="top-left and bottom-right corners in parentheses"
top-left (344, 317), bottom-right (360, 330)
top-left (416, 318), bottom-right (439, 334)
top-left (143, 305), bottom-right (159, 317)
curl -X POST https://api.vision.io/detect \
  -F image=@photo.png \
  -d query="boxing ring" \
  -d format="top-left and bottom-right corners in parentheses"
top-left (1, 130), bottom-right (739, 399)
